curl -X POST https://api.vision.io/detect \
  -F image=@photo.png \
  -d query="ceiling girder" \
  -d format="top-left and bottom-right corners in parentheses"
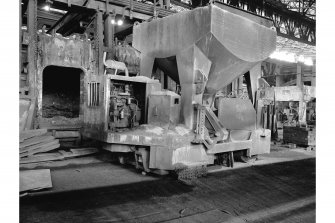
top-left (35, 0), bottom-right (315, 45)
top-left (169, 0), bottom-right (315, 45)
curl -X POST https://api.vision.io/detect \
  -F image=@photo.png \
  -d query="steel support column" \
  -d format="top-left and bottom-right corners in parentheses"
top-left (27, 0), bottom-right (38, 96)
top-left (95, 11), bottom-right (104, 75)
top-left (311, 61), bottom-right (316, 86)
top-left (296, 63), bottom-right (302, 88)
top-left (297, 62), bottom-right (306, 125)
top-left (20, 1), bottom-right (22, 79)
top-left (248, 64), bottom-right (262, 105)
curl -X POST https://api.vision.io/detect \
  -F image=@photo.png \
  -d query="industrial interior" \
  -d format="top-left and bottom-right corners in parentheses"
top-left (19, 0), bottom-right (316, 222)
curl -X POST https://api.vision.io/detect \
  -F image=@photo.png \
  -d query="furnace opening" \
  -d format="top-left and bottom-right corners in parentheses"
top-left (42, 66), bottom-right (83, 118)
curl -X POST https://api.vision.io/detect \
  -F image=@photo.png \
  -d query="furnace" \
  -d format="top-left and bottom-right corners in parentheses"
top-left (42, 66), bottom-right (83, 119)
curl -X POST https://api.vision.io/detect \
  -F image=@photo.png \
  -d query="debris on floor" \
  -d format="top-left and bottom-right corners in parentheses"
top-left (20, 169), bottom-right (52, 193)
top-left (19, 97), bottom-right (36, 131)
top-left (20, 129), bottom-right (48, 142)
top-left (19, 151), bottom-right (114, 170)
top-left (20, 129), bottom-right (60, 160)
top-left (19, 129), bottom-right (99, 166)
top-left (20, 147), bottom-right (99, 165)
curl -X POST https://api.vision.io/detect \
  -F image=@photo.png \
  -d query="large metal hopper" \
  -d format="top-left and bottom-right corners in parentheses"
top-left (133, 4), bottom-right (276, 128)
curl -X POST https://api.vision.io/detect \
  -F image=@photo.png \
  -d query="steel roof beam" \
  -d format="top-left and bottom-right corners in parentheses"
top-left (51, 0), bottom-right (175, 20)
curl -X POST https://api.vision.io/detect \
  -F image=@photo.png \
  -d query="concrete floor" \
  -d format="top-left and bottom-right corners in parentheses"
top-left (20, 147), bottom-right (315, 223)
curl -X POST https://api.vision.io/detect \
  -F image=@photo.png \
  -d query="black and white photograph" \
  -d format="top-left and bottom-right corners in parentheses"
top-left (1, 0), bottom-right (334, 222)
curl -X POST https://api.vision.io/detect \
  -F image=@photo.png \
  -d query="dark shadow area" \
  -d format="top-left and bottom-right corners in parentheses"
top-left (42, 66), bottom-right (82, 118)
top-left (154, 56), bottom-right (179, 85)
top-left (253, 202), bottom-right (316, 223)
top-left (20, 158), bottom-right (315, 223)
top-left (207, 157), bottom-right (315, 196)
top-left (20, 173), bottom-right (192, 208)
top-left (19, 150), bottom-right (114, 171)
top-left (152, 56), bottom-right (181, 95)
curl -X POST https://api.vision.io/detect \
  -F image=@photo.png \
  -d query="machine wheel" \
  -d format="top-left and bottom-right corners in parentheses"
top-left (175, 165), bottom-right (207, 184)
top-left (240, 155), bottom-right (258, 163)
